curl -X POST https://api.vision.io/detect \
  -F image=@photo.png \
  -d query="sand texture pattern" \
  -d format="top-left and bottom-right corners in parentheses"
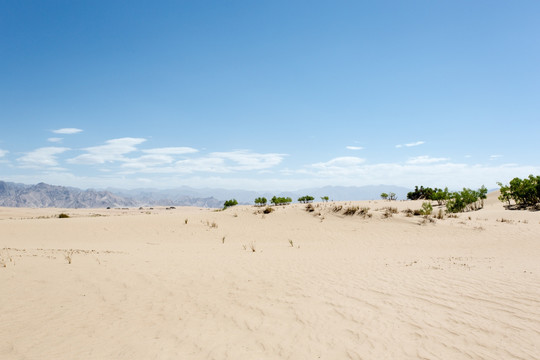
top-left (1, 193), bottom-right (539, 359)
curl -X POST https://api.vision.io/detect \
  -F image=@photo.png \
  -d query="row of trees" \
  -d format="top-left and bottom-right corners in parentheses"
top-left (407, 185), bottom-right (487, 213)
top-left (254, 195), bottom-right (329, 206)
top-left (498, 175), bottom-right (540, 207)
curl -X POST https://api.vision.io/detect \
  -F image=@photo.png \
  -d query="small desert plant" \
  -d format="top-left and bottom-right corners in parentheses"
top-left (222, 236), bottom-right (226, 244)
top-left (419, 216), bottom-right (436, 225)
top-left (343, 206), bottom-right (359, 216)
top-left (332, 205), bottom-right (343, 212)
top-left (382, 207), bottom-right (398, 218)
top-left (358, 207), bottom-right (372, 218)
top-left (402, 208), bottom-right (414, 217)
top-left (263, 206), bottom-right (274, 214)
top-left (305, 203), bottom-right (315, 212)
top-left (420, 202), bottom-right (433, 216)
top-left (64, 249), bottom-right (75, 264)
top-left (321, 196), bottom-right (329, 202)
top-left (184, 218), bottom-right (188, 224)
top-left (211, 221), bottom-right (218, 228)
top-left (288, 239), bottom-right (294, 247)
top-left (436, 209), bottom-right (445, 219)
top-left (58, 213), bottom-right (70, 218)
top-left (249, 242), bottom-right (256, 252)
top-left (298, 195), bottom-right (315, 203)
top-left (497, 218), bottom-right (514, 223)
top-left (254, 197), bottom-right (267, 206)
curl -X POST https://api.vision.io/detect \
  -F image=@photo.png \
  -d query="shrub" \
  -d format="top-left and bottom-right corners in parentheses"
top-left (263, 206), bottom-right (274, 214)
top-left (58, 213), bottom-right (70, 218)
top-left (358, 207), bottom-right (372, 218)
top-left (343, 206), bottom-right (359, 216)
top-left (420, 202), bottom-right (433, 215)
top-left (332, 205), bottom-right (343, 212)
top-left (223, 199), bottom-right (238, 209)
top-left (271, 196), bottom-right (292, 206)
top-left (446, 186), bottom-right (487, 213)
top-left (321, 196), bottom-right (329, 202)
top-left (305, 204), bottom-right (315, 212)
top-left (380, 193), bottom-right (388, 200)
top-left (408, 186), bottom-right (448, 203)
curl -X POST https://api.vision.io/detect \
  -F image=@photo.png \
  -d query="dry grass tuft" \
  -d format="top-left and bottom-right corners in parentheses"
top-left (343, 206), bottom-right (359, 216)
top-left (332, 205), bottom-right (343, 213)
top-left (305, 204), bottom-right (315, 212)
top-left (64, 249), bottom-right (75, 264)
top-left (288, 239), bottom-right (294, 247)
top-left (58, 213), bottom-right (70, 218)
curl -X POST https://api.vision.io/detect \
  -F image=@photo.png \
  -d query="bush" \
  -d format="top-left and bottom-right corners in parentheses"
top-left (446, 186), bottom-right (487, 213)
top-left (343, 206), bottom-right (359, 215)
top-left (321, 196), bottom-right (329, 202)
top-left (380, 193), bottom-right (388, 200)
top-left (408, 186), bottom-right (448, 203)
top-left (305, 204), bottom-right (315, 212)
top-left (223, 199), bottom-right (238, 209)
top-left (271, 196), bottom-right (292, 206)
top-left (298, 195), bottom-right (315, 203)
top-left (420, 202), bottom-right (433, 215)
top-left (254, 197), bottom-right (267, 206)
top-left (498, 175), bottom-right (540, 208)
top-left (263, 206), bottom-right (274, 214)
top-left (58, 213), bottom-right (70, 218)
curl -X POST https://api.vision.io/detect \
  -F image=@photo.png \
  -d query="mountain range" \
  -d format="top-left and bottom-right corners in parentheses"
top-left (0, 180), bottom-right (412, 208)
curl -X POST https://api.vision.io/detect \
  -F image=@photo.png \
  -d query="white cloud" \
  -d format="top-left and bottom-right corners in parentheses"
top-left (396, 141), bottom-right (425, 148)
top-left (490, 155), bottom-right (503, 160)
top-left (346, 146), bottom-right (364, 150)
top-left (142, 147), bottom-right (198, 155)
top-left (0, 149), bottom-right (8, 157)
top-left (47, 137), bottom-right (63, 143)
top-left (17, 147), bottom-right (70, 167)
top-left (406, 156), bottom-right (450, 165)
top-left (210, 150), bottom-right (285, 170)
top-left (52, 128), bottom-right (83, 134)
top-left (311, 157), bottom-right (366, 176)
top-left (68, 137), bottom-right (146, 164)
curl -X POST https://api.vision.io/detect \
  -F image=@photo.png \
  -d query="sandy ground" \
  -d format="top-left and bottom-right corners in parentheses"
top-left (1, 192), bottom-right (539, 359)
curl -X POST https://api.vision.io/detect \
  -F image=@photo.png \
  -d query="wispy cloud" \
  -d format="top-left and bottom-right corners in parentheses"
top-left (396, 141), bottom-right (425, 148)
top-left (142, 147), bottom-right (198, 155)
top-left (47, 137), bottom-right (63, 143)
top-left (17, 147), bottom-right (70, 168)
top-left (346, 146), bottom-right (364, 150)
top-left (490, 155), bottom-right (503, 160)
top-left (0, 149), bottom-right (8, 157)
top-left (68, 137), bottom-right (146, 165)
top-left (52, 128), bottom-right (83, 134)
top-left (406, 155), bottom-right (450, 164)
top-left (210, 150), bottom-right (285, 170)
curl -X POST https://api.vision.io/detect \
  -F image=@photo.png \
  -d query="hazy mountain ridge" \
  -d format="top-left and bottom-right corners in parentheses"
top-left (0, 181), bottom-right (225, 208)
top-left (1, 181), bottom-right (412, 208)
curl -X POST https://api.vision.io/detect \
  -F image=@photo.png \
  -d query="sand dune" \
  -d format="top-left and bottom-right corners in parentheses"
top-left (1, 194), bottom-right (539, 359)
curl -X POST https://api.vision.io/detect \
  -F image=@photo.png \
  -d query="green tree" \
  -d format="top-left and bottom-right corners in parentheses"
top-left (298, 195), bottom-right (315, 203)
top-left (321, 196), bottom-right (329, 202)
top-left (254, 197), bottom-right (267, 206)
top-left (380, 193), bottom-right (388, 200)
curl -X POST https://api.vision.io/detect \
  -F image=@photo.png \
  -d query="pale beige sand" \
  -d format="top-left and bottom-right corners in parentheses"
top-left (1, 192), bottom-right (539, 359)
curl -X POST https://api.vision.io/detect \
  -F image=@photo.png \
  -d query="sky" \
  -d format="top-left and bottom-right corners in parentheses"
top-left (1, 1), bottom-right (539, 191)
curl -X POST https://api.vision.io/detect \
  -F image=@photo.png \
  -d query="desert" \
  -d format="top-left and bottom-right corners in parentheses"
top-left (1, 192), bottom-right (539, 360)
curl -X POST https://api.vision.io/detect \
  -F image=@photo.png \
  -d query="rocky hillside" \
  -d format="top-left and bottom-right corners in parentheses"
top-left (0, 181), bottom-right (224, 208)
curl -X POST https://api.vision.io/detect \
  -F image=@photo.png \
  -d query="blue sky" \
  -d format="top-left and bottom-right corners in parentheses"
top-left (1, 1), bottom-right (539, 190)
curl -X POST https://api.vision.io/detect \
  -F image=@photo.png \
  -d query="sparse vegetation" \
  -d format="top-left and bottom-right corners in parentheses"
top-left (382, 207), bottom-right (398, 218)
top-left (184, 218), bottom-right (188, 224)
top-left (288, 239), bottom-right (294, 247)
top-left (305, 203), bottom-right (315, 212)
top-left (358, 207), bottom-right (372, 218)
top-left (263, 206), bottom-right (274, 214)
top-left (58, 213), bottom-right (70, 218)
top-left (321, 196), bottom-right (329, 202)
top-left (332, 205), bottom-right (343, 212)
top-left (380, 193), bottom-right (388, 200)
